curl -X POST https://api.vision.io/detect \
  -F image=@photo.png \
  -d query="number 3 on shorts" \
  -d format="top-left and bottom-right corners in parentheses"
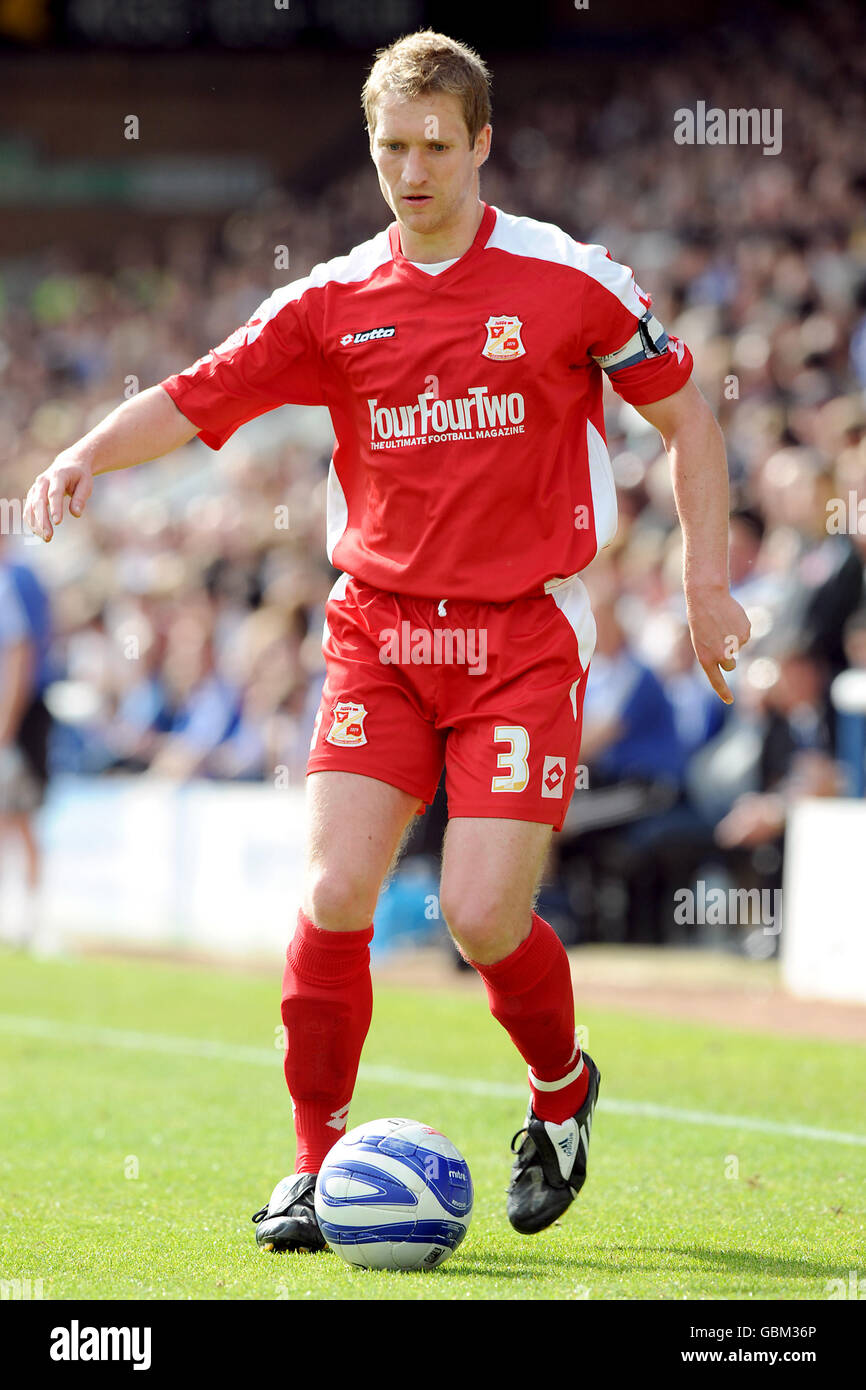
top-left (491, 725), bottom-right (530, 793)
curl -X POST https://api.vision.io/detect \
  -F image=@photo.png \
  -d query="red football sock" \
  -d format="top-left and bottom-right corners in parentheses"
top-left (280, 908), bottom-right (374, 1173)
top-left (467, 912), bottom-right (589, 1124)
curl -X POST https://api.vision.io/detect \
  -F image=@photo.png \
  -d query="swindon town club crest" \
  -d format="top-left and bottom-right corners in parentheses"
top-left (481, 315), bottom-right (525, 360)
top-left (325, 700), bottom-right (369, 747)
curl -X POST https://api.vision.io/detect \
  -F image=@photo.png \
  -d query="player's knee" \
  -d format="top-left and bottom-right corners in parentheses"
top-left (305, 866), bottom-right (377, 933)
top-left (439, 892), bottom-right (515, 964)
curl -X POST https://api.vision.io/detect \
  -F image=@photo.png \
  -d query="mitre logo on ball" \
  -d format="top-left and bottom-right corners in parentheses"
top-left (482, 315), bottom-right (525, 360)
top-left (326, 700), bottom-right (369, 746)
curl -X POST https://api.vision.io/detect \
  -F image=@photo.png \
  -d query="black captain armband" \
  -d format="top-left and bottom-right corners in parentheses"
top-left (592, 309), bottom-right (669, 375)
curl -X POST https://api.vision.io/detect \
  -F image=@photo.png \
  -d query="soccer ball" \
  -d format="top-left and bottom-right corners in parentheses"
top-left (314, 1117), bottom-right (474, 1270)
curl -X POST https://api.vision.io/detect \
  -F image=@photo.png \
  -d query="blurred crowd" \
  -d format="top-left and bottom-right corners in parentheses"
top-left (1, 0), bottom-right (865, 943)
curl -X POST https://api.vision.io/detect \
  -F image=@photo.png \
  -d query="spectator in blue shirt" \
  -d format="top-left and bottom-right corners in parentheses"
top-left (0, 536), bottom-right (53, 946)
top-left (580, 597), bottom-right (686, 787)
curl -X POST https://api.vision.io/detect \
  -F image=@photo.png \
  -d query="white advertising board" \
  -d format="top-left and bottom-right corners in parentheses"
top-left (782, 797), bottom-right (866, 1005)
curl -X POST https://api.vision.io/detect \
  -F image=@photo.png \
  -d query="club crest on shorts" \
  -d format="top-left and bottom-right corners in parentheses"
top-left (541, 754), bottom-right (567, 798)
top-left (326, 700), bottom-right (369, 747)
top-left (482, 315), bottom-right (525, 360)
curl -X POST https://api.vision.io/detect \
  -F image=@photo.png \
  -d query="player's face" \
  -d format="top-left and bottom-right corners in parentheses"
top-left (370, 91), bottom-right (490, 240)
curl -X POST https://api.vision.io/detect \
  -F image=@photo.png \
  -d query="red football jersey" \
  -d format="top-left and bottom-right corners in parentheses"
top-left (160, 202), bottom-right (692, 602)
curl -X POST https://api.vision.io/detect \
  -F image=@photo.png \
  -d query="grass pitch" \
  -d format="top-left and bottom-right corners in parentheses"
top-left (0, 947), bottom-right (864, 1301)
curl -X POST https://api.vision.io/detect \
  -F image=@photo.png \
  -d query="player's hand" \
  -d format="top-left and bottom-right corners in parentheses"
top-left (24, 453), bottom-right (94, 542)
top-left (684, 582), bottom-right (751, 705)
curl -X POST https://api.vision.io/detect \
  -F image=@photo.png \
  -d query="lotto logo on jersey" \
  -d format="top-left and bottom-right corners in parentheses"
top-left (326, 701), bottom-right (369, 747)
top-left (541, 754), bottom-right (567, 798)
top-left (482, 316), bottom-right (525, 361)
top-left (339, 325), bottom-right (396, 347)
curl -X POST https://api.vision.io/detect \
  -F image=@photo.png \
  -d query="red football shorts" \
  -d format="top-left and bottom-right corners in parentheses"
top-left (306, 573), bottom-right (596, 831)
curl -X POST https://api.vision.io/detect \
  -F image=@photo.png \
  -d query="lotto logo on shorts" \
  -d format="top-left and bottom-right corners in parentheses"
top-left (541, 755), bottom-right (567, 798)
top-left (326, 701), bottom-right (369, 747)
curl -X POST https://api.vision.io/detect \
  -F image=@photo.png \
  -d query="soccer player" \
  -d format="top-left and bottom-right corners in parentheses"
top-left (24, 31), bottom-right (751, 1249)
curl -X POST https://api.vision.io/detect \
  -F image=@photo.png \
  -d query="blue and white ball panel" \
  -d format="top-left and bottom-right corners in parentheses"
top-left (314, 1118), bottom-right (474, 1270)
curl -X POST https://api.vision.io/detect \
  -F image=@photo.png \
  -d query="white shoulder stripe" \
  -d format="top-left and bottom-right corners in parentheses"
top-left (486, 205), bottom-right (646, 317)
top-left (245, 229), bottom-right (393, 342)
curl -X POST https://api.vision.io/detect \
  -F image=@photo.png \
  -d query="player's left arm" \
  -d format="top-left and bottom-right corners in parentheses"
top-left (578, 246), bottom-right (750, 700)
top-left (634, 379), bottom-right (751, 705)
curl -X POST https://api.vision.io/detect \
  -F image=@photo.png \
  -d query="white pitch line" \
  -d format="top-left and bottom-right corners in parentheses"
top-left (2, 1012), bottom-right (865, 1149)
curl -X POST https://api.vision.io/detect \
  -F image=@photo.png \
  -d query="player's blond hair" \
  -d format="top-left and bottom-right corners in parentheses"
top-left (361, 29), bottom-right (492, 148)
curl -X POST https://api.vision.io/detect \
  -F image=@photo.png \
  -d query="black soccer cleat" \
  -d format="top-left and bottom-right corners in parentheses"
top-left (252, 1172), bottom-right (328, 1253)
top-left (506, 1051), bottom-right (601, 1235)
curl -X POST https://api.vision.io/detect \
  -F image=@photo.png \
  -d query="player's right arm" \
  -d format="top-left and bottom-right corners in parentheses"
top-left (25, 386), bottom-right (198, 543)
top-left (26, 275), bottom-right (326, 544)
